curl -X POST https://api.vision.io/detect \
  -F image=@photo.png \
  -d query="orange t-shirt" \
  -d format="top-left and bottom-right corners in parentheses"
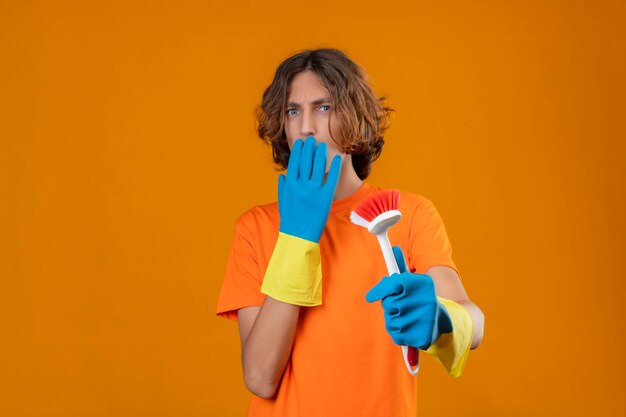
top-left (216, 181), bottom-right (460, 417)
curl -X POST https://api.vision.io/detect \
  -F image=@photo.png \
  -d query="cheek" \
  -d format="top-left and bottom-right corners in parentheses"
top-left (328, 116), bottom-right (344, 147)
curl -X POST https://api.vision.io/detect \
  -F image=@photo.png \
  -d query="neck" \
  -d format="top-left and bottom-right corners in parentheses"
top-left (331, 154), bottom-right (363, 201)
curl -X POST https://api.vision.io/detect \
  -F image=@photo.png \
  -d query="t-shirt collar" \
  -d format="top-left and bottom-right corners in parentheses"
top-left (329, 181), bottom-right (377, 214)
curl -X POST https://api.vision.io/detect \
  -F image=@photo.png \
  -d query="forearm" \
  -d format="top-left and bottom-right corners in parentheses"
top-left (426, 266), bottom-right (485, 350)
top-left (242, 296), bottom-right (300, 398)
top-left (456, 300), bottom-right (484, 349)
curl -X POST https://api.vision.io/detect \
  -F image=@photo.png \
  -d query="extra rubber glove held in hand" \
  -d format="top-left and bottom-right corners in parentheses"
top-left (261, 136), bottom-right (342, 306)
top-left (366, 246), bottom-right (453, 349)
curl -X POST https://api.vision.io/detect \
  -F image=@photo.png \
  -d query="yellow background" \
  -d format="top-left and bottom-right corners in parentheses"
top-left (1, 0), bottom-right (624, 415)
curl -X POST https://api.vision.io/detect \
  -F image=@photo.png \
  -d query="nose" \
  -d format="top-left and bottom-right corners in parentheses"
top-left (299, 108), bottom-right (315, 138)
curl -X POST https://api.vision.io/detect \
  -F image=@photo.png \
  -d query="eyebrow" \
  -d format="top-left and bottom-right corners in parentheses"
top-left (287, 97), bottom-right (331, 108)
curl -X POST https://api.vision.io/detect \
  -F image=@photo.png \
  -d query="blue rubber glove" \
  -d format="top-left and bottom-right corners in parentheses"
top-left (365, 246), bottom-right (454, 350)
top-left (278, 136), bottom-right (342, 243)
top-left (260, 136), bottom-right (342, 306)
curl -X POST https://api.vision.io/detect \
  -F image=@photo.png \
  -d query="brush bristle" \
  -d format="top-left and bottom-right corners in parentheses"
top-left (349, 211), bottom-right (371, 228)
top-left (353, 189), bottom-right (400, 222)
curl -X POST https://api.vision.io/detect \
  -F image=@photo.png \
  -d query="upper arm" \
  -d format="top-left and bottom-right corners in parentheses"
top-left (237, 306), bottom-right (261, 348)
top-left (426, 265), bottom-right (470, 303)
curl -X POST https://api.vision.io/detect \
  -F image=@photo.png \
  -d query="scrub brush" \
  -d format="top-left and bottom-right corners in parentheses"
top-left (350, 189), bottom-right (420, 376)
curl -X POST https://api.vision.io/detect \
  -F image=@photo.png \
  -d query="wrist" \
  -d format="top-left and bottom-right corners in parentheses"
top-left (436, 301), bottom-right (454, 336)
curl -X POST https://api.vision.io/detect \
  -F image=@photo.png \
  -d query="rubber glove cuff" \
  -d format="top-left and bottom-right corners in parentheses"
top-left (426, 297), bottom-right (474, 378)
top-left (260, 232), bottom-right (323, 306)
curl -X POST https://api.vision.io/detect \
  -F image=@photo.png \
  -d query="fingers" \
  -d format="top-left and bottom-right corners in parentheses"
top-left (365, 277), bottom-right (404, 303)
top-left (392, 246), bottom-right (408, 273)
top-left (365, 279), bottom-right (387, 303)
top-left (381, 296), bottom-right (401, 317)
top-left (287, 136), bottom-right (342, 188)
top-left (299, 136), bottom-right (316, 180)
top-left (324, 154), bottom-right (342, 189)
top-left (311, 141), bottom-right (328, 185)
top-left (286, 139), bottom-right (304, 181)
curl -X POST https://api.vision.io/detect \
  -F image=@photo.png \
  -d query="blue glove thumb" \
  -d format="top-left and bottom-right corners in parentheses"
top-left (392, 245), bottom-right (408, 273)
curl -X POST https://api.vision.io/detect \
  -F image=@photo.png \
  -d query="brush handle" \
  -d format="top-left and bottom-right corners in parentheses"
top-left (376, 232), bottom-right (400, 275)
top-left (375, 232), bottom-right (420, 376)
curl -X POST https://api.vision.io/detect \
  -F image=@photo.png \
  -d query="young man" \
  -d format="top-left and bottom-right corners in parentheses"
top-left (216, 48), bottom-right (484, 416)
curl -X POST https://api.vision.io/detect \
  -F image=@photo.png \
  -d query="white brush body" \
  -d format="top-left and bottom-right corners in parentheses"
top-left (351, 210), bottom-right (403, 275)
top-left (368, 210), bottom-right (402, 234)
top-left (350, 209), bottom-right (420, 376)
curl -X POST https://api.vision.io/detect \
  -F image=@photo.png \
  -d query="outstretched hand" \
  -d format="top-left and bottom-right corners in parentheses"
top-left (366, 246), bottom-right (453, 350)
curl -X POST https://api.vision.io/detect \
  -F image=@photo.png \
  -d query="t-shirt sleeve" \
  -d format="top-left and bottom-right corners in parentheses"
top-left (407, 196), bottom-right (460, 277)
top-left (215, 211), bottom-right (266, 321)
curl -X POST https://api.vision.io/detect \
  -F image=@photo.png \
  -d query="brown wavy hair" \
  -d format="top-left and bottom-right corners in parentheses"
top-left (254, 48), bottom-right (394, 180)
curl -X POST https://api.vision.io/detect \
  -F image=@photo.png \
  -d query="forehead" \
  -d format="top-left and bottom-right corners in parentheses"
top-left (288, 70), bottom-right (329, 100)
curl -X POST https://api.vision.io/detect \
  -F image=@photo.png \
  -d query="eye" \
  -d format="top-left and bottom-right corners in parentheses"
top-left (286, 108), bottom-right (298, 116)
top-left (319, 105), bottom-right (331, 112)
